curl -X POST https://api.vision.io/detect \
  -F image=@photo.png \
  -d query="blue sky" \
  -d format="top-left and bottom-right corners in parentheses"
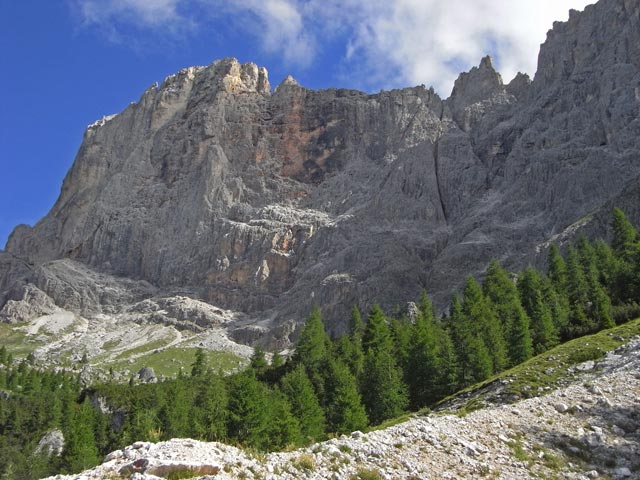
top-left (0, 0), bottom-right (593, 249)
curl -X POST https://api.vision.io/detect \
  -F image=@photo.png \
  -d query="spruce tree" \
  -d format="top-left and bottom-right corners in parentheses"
top-left (192, 373), bottom-right (228, 441)
top-left (435, 322), bottom-right (459, 397)
top-left (594, 239), bottom-right (618, 292)
top-left (518, 267), bottom-right (559, 353)
top-left (61, 401), bottom-right (100, 473)
top-left (249, 345), bottom-right (269, 376)
top-left (449, 294), bottom-right (492, 387)
top-left (226, 371), bottom-right (270, 449)
top-left (191, 348), bottom-right (206, 377)
top-left (271, 351), bottom-right (284, 369)
top-left (362, 304), bottom-right (393, 353)
top-left (124, 408), bottom-right (160, 444)
top-left (463, 276), bottom-right (508, 373)
top-left (280, 364), bottom-right (325, 443)
top-left (159, 378), bottom-right (192, 438)
top-left (483, 261), bottom-right (533, 366)
top-left (361, 305), bottom-right (409, 424)
top-left (390, 316), bottom-right (412, 372)
top-left (610, 209), bottom-right (640, 303)
top-left (548, 244), bottom-right (568, 294)
top-left (407, 292), bottom-right (439, 408)
top-left (577, 235), bottom-right (597, 275)
top-left (292, 307), bottom-right (331, 405)
top-left (566, 246), bottom-right (597, 337)
top-left (265, 390), bottom-right (302, 450)
top-left (325, 360), bottom-right (368, 434)
top-left (348, 305), bottom-right (365, 379)
top-left (611, 207), bottom-right (638, 258)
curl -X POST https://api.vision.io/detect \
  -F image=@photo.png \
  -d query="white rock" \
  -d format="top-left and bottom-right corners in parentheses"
top-left (614, 467), bottom-right (632, 478)
top-left (105, 450), bottom-right (124, 461)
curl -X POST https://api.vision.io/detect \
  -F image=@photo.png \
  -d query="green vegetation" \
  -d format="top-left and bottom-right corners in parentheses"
top-left (0, 323), bottom-right (31, 357)
top-left (107, 347), bottom-right (245, 378)
top-left (1, 208), bottom-right (640, 479)
top-left (113, 338), bottom-right (174, 360)
top-left (350, 467), bottom-right (383, 480)
top-left (292, 453), bottom-right (316, 471)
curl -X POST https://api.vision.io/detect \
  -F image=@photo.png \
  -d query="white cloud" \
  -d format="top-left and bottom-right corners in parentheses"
top-left (339, 0), bottom-right (595, 94)
top-left (74, 0), bottom-right (184, 27)
top-left (222, 0), bottom-right (316, 66)
top-left (70, 0), bottom-right (595, 94)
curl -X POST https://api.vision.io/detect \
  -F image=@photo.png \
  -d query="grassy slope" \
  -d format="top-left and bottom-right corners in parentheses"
top-left (107, 347), bottom-right (247, 378)
top-left (435, 318), bottom-right (640, 414)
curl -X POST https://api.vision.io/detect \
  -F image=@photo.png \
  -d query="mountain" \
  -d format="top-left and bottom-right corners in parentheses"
top-left (1, 0), bottom-right (640, 354)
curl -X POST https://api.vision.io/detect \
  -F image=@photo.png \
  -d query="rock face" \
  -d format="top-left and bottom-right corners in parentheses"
top-left (2, 0), bottom-right (640, 345)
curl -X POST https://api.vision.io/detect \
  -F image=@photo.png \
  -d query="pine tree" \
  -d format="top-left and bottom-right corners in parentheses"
top-left (292, 307), bottom-right (331, 405)
top-left (577, 235), bottom-right (597, 275)
top-left (483, 261), bottom-right (533, 366)
top-left (518, 267), bottom-right (559, 353)
top-left (390, 316), bottom-right (412, 372)
top-left (449, 294), bottom-right (492, 387)
top-left (159, 378), bottom-right (192, 438)
top-left (192, 373), bottom-right (228, 441)
top-left (548, 244), bottom-right (568, 294)
top-left (463, 276), bottom-right (508, 373)
top-left (280, 364), bottom-right (325, 443)
top-left (594, 239), bottom-right (618, 291)
top-left (406, 292), bottom-right (444, 408)
top-left (191, 348), bottom-right (206, 377)
top-left (325, 360), bottom-right (368, 434)
top-left (609, 209), bottom-right (640, 303)
top-left (226, 371), bottom-right (271, 449)
top-left (348, 305), bottom-right (365, 379)
top-left (265, 390), bottom-right (302, 450)
top-left (271, 351), bottom-right (284, 369)
top-left (250, 345), bottom-right (269, 376)
top-left (361, 305), bottom-right (409, 424)
top-left (566, 246), bottom-right (597, 337)
top-left (61, 401), bottom-right (100, 473)
top-left (611, 207), bottom-right (638, 258)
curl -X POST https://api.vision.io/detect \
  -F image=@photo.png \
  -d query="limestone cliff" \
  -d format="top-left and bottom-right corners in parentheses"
top-left (2, 0), bottom-right (640, 345)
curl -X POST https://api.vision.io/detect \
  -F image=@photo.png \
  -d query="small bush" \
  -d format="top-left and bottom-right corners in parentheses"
top-left (612, 302), bottom-right (640, 324)
top-left (350, 467), bottom-right (383, 480)
top-left (293, 454), bottom-right (315, 471)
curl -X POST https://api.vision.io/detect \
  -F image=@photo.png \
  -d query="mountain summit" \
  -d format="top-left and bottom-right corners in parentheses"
top-left (1, 0), bottom-right (640, 348)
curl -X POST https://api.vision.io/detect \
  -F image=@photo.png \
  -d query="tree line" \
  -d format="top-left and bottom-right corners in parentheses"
top-left (1, 208), bottom-right (639, 479)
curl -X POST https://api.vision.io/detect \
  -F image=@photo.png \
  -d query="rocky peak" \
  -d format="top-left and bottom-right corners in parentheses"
top-left (277, 74), bottom-right (300, 90)
top-left (450, 55), bottom-right (504, 105)
top-left (206, 58), bottom-right (271, 96)
top-left (448, 55), bottom-right (513, 131)
top-left (505, 72), bottom-right (532, 101)
top-left (534, 0), bottom-right (640, 90)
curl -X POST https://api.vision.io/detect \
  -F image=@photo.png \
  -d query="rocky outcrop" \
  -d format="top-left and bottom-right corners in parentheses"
top-left (35, 430), bottom-right (65, 458)
top-left (2, 0), bottom-right (640, 345)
